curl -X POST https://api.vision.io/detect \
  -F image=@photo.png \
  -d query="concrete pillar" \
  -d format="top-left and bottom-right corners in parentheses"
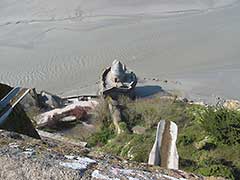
top-left (148, 120), bottom-right (179, 169)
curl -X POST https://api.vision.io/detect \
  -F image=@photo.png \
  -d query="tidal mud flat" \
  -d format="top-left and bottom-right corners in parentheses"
top-left (0, 0), bottom-right (240, 104)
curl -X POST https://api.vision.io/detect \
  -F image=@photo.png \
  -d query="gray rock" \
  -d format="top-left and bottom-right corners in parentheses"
top-left (0, 129), bottom-right (203, 180)
top-left (39, 91), bottom-right (64, 109)
top-left (132, 126), bottom-right (146, 135)
top-left (60, 116), bottom-right (76, 123)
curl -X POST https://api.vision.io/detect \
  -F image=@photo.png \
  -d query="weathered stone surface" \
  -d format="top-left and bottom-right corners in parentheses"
top-left (132, 125), bottom-right (146, 134)
top-left (38, 91), bottom-right (64, 110)
top-left (148, 120), bottom-right (179, 169)
top-left (37, 130), bottom-right (87, 147)
top-left (0, 130), bottom-right (218, 180)
top-left (223, 99), bottom-right (240, 110)
top-left (0, 129), bottom-right (89, 180)
top-left (108, 101), bottom-right (122, 135)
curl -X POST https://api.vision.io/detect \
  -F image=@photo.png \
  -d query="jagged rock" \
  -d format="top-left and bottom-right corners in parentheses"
top-left (148, 120), bottom-right (179, 169)
top-left (37, 130), bottom-right (87, 147)
top-left (223, 100), bottom-right (240, 110)
top-left (0, 129), bottom-right (217, 180)
top-left (132, 125), bottom-right (146, 134)
top-left (108, 101), bottom-right (122, 135)
top-left (38, 91), bottom-right (64, 110)
top-left (20, 92), bottom-right (39, 111)
top-left (36, 100), bottom-right (95, 130)
top-left (59, 155), bottom-right (96, 171)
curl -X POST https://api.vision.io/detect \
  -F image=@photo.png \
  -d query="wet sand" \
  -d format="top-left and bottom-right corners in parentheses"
top-left (0, 0), bottom-right (240, 104)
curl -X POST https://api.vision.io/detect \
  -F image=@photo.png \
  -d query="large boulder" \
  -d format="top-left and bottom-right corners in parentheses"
top-left (0, 129), bottom-right (204, 180)
top-left (38, 91), bottom-right (64, 110)
top-left (223, 100), bottom-right (240, 110)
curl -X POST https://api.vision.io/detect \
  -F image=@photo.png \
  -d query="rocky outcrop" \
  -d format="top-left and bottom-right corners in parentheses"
top-left (37, 130), bottom-right (87, 147)
top-left (0, 83), bottom-right (40, 139)
top-left (223, 100), bottom-right (240, 110)
top-left (37, 90), bottom-right (65, 110)
top-left (148, 120), bottom-right (179, 169)
top-left (108, 100), bottom-right (123, 135)
top-left (132, 125), bottom-right (146, 134)
top-left (0, 129), bottom-right (208, 180)
top-left (35, 98), bottom-right (97, 130)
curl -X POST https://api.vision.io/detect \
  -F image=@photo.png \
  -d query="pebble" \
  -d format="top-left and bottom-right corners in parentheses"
top-left (9, 143), bottom-right (19, 148)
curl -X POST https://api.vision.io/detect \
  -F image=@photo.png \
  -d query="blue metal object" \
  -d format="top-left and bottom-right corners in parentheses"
top-left (0, 87), bottom-right (20, 108)
top-left (0, 87), bottom-right (29, 126)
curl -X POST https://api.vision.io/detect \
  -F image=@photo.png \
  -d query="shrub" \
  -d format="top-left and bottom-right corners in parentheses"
top-left (102, 132), bottom-right (155, 162)
top-left (198, 164), bottom-right (234, 179)
top-left (87, 127), bottom-right (115, 147)
top-left (88, 96), bottom-right (240, 179)
top-left (122, 97), bottom-right (188, 130)
top-left (179, 135), bottom-right (195, 146)
top-left (198, 107), bottom-right (240, 145)
top-left (95, 98), bottom-right (112, 127)
top-left (87, 99), bottom-right (115, 147)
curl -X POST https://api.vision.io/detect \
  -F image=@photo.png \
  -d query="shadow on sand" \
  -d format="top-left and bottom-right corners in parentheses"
top-left (135, 85), bottom-right (169, 98)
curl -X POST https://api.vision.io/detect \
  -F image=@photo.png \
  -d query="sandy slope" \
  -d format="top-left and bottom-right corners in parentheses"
top-left (0, 0), bottom-right (239, 103)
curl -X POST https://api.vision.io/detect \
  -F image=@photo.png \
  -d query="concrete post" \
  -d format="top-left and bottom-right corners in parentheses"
top-left (148, 120), bottom-right (179, 169)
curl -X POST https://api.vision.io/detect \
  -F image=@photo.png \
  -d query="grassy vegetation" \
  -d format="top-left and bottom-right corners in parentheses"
top-left (87, 98), bottom-right (116, 147)
top-left (87, 96), bottom-right (240, 179)
top-left (180, 105), bottom-right (240, 179)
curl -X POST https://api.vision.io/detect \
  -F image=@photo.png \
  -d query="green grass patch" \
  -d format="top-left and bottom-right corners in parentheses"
top-left (87, 96), bottom-right (240, 179)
